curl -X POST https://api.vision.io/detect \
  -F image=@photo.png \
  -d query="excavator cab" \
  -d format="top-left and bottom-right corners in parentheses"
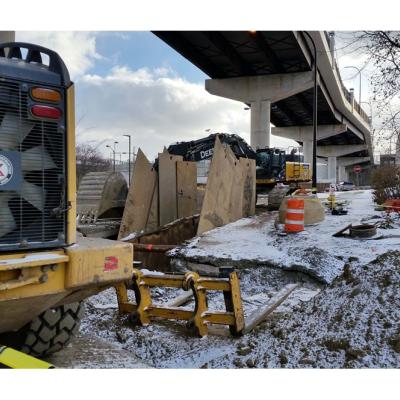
top-left (255, 148), bottom-right (286, 182)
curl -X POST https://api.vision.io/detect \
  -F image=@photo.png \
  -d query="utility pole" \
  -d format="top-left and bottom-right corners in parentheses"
top-left (114, 141), bottom-right (118, 171)
top-left (106, 141), bottom-right (118, 172)
top-left (123, 134), bottom-right (132, 185)
top-left (303, 31), bottom-right (318, 193)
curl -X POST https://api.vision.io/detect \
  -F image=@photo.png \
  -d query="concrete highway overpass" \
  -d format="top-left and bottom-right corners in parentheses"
top-left (0, 31), bottom-right (374, 183)
top-left (154, 31), bottom-right (374, 183)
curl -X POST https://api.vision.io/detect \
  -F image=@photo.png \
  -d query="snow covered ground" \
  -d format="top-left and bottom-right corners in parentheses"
top-left (171, 190), bottom-right (400, 283)
top-left (64, 190), bottom-right (399, 368)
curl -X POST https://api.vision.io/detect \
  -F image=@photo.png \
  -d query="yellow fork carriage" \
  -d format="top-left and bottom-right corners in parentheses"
top-left (116, 267), bottom-right (245, 337)
top-left (0, 42), bottom-right (133, 358)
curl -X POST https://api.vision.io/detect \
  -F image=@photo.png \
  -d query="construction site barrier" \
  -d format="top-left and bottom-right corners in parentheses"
top-left (285, 198), bottom-right (304, 233)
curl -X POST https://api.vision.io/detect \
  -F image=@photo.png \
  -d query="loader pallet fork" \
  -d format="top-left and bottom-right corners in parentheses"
top-left (0, 345), bottom-right (54, 369)
top-left (115, 268), bottom-right (245, 337)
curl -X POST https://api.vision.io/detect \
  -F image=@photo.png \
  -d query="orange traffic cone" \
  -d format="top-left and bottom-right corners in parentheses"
top-left (284, 198), bottom-right (304, 233)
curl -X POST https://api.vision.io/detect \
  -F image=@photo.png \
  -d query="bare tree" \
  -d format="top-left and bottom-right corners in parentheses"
top-left (340, 31), bottom-right (400, 160)
top-left (356, 32), bottom-right (400, 101)
top-left (349, 31), bottom-right (400, 151)
top-left (76, 143), bottom-right (111, 184)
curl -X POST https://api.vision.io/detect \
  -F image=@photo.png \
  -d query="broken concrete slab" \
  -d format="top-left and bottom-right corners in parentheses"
top-left (170, 190), bottom-right (400, 284)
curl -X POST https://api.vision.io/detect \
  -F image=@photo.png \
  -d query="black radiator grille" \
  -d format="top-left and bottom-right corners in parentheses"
top-left (0, 78), bottom-right (66, 251)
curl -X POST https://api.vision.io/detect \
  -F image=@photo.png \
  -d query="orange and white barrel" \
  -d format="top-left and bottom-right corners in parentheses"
top-left (284, 198), bottom-right (304, 233)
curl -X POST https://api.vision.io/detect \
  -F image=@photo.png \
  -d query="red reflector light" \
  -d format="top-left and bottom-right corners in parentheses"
top-left (31, 105), bottom-right (62, 119)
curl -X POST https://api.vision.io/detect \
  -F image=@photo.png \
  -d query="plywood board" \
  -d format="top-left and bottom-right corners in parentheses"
top-left (145, 179), bottom-right (159, 232)
top-left (197, 138), bottom-right (256, 235)
top-left (176, 161), bottom-right (197, 219)
top-left (197, 138), bottom-right (237, 235)
top-left (158, 152), bottom-right (183, 226)
top-left (118, 149), bottom-right (157, 240)
top-left (240, 158), bottom-right (256, 217)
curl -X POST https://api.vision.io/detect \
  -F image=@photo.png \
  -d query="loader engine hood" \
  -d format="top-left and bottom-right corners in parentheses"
top-left (0, 42), bottom-right (71, 252)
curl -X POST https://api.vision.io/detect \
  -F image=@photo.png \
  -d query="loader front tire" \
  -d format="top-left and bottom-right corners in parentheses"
top-left (1, 302), bottom-right (85, 358)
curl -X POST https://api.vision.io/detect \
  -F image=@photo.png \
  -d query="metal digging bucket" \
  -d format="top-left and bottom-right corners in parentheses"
top-left (350, 224), bottom-right (377, 238)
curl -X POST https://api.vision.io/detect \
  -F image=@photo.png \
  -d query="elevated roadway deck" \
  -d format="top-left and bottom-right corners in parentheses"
top-left (154, 31), bottom-right (373, 183)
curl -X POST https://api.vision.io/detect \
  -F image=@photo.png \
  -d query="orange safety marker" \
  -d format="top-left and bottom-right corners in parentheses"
top-left (284, 198), bottom-right (304, 233)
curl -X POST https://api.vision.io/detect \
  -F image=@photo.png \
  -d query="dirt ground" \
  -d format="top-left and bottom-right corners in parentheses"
top-left (45, 333), bottom-right (149, 368)
top-left (46, 190), bottom-right (400, 368)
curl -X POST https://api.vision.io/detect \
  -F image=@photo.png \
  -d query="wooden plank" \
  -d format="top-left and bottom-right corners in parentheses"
top-left (197, 137), bottom-right (255, 235)
top-left (145, 179), bottom-right (159, 232)
top-left (118, 149), bottom-right (156, 240)
top-left (332, 223), bottom-right (352, 237)
top-left (158, 152), bottom-right (183, 226)
top-left (133, 243), bottom-right (177, 253)
top-left (176, 161), bottom-right (197, 219)
top-left (243, 283), bottom-right (299, 334)
top-left (166, 292), bottom-right (193, 307)
top-left (240, 158), bottom-right (256, 217)
top-left (197, 138), bottom-right (236, 235)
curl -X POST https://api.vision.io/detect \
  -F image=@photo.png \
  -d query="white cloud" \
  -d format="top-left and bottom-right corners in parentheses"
top-left (76, 66), bottom-right (246, 158)
top-left (15, 31), bottom-right (101, 79)
top-left (75, 65), bottom-right (296, 159)
top-left (13, 31), bottom-right (297, 159)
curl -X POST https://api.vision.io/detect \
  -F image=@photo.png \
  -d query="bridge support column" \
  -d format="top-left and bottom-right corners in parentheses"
top-left (302, 140), bottom-right (313, 165)
top-left (205, 72), bottom-right (314, 150)
top-left (338, 165), bottom-right (348, 182)
top-left (250, 100), bottom-right (270, 148)
top-left (328, 156), bottom-right (337, 184)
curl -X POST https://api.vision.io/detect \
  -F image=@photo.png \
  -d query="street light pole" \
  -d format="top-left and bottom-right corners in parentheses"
top-left (106, 145), bottom-right (115, 172)
top-left (106, 141), bottom-right (118, 172)
top-left (123, 134), bottom-right (132, 185)
top-left (303, 31), bottom-right (318, 193)
top-left (113, 141), bottom-right (118, 172)
top-left (344, 66), bottom-right (362, 105)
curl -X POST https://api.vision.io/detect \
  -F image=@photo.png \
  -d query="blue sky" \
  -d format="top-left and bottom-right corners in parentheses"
top-left (94, 32), bottom-right (208, 83)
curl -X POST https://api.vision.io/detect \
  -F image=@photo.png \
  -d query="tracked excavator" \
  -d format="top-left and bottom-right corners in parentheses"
top-left (0, 42), bottom-right (133, 365)
top-left (166, 133), bottom-right (311, 193)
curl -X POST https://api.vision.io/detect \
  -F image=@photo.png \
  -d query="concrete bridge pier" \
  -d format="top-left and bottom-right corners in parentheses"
top-left (205, 71), bottom-right (314, 150)
top-left (302, 140), bottom-right (313, 165)
top-left (271, 123), bottom-right (348, 177)
top-left (250, 100), bottom-right (271, 148)
top-left (338, 165), bottom-right (349, 182)
top-left (337, 156), bottom-right (370, 185)
top-left (327, 156), bottom-right (337, 184)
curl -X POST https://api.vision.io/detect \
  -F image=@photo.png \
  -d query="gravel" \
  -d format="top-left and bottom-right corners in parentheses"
top-left (78, 250), bottom-right (399, 368)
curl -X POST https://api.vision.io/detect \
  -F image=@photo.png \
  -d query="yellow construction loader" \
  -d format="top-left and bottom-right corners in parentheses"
top-left (0, 42), bottom-right (133, 360)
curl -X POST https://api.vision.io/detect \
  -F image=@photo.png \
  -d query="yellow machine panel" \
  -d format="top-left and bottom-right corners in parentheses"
top-left (285, 162), bottom-right (311, 182)
top-left (65, 237), bottom-right (133, 288)
top-left (0, 251), bottom-right (67, 301)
